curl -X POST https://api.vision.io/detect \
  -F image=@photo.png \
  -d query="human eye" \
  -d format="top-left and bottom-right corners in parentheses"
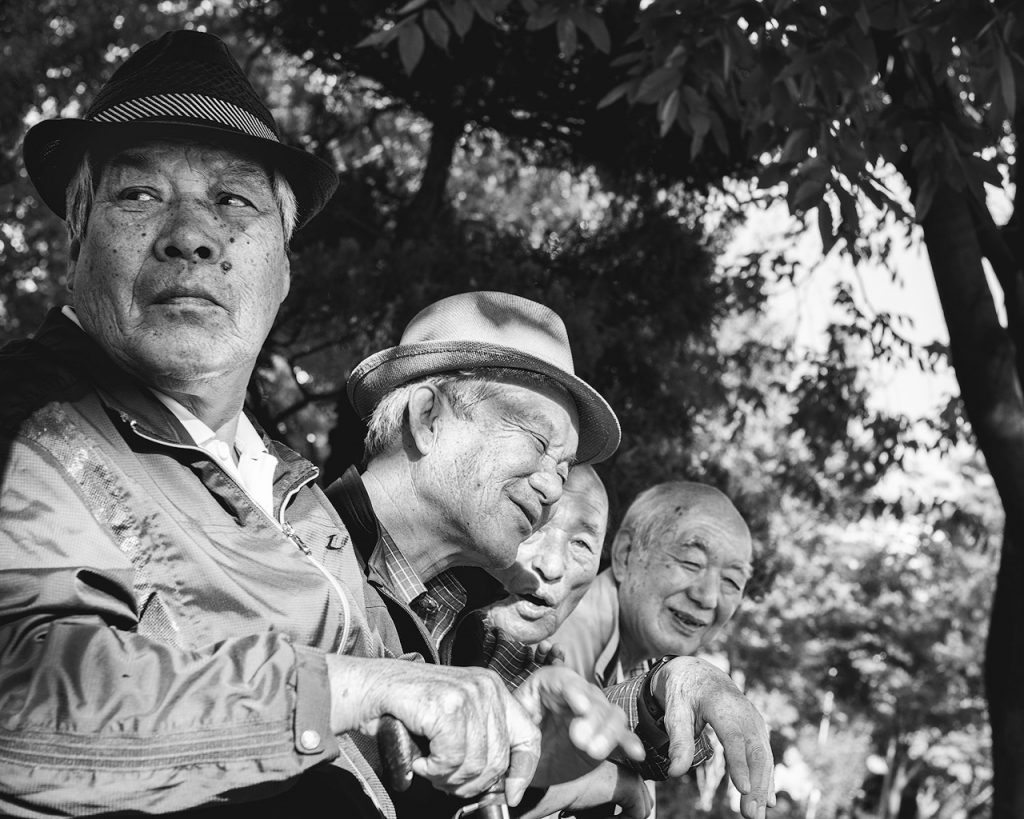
top-left (570, 537), bottom-right (595, 554)
top-left (217, 191), bottom-right (256, 208)
top-left (117, 187), bottom-right (159, 202)
top-left (723, 574), bottom-right (746, 593)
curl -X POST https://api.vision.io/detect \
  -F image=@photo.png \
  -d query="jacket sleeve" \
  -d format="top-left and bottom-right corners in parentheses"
top-left (0, 435), bottom-right (341, 816)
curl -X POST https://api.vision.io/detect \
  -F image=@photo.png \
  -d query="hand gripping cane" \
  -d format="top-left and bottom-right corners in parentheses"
top-left (378, 714), bottom-right (510, 819)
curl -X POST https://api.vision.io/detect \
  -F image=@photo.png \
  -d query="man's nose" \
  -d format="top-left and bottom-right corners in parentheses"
top-left (529, 468), bottom-right (564, 508)
top-left (688, 570), bottom-right (720, 610)
top-left (154, 201), bottom-right (224, 264)
top-left (532, 535), bottom-right (568, 583)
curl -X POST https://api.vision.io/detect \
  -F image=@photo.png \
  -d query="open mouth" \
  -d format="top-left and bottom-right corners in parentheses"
top-left (517, 591), bottom-right (552, 608)
top-left (670, 609), bottom-right (709, 630)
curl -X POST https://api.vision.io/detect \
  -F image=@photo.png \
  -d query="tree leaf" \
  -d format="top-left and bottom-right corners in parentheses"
top-left (658, 88), bottom-right (680, 137)
top-left (913, 174), bottom-right (938, 221)
top-left (398, 23), bottom-right (426, 74)
top-left (999, 50), bottom-right (1016, 115)
top-left (525, 6), bottom-right (559, 30)
top-left (790, 168), bottom-right (828, 213)
top-left (688, 110), bottom-right (710, 158)
top-left (357, 26), bottom-right (402, 49)
top-left (395, 0), bottom-right (432, 15)
top-left (570, 9), bottom-right (610, 53)
top-left (780, 128), bottom-right (812, 164)
top-left (470, 0), bottom-right (498, 26)
top-left (818, 200), bottom-right (838, 253)
top-left (557, 17), bottom-right (578, 58)
top-left (597, 80), bottom-right (634, 109)
top-left (440, 0), bottom-right (475, 38)
top-left (636, 67), bottom-right (680, 104)
top-left (422, 8), bottom-right (450, 50)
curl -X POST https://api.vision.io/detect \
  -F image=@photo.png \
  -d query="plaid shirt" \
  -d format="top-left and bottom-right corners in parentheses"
top-left (372, 527), bottom-right (468, 650)
top-left (374, 527), bottom-right (543, 688)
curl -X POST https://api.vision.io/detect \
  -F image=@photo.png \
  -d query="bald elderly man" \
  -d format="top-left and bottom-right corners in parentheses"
top-left (553, 481), bottom-right (753, 682)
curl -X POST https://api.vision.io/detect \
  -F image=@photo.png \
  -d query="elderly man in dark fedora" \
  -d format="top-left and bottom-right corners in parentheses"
top-left (0, 31), bottom-right (641, 819)
top-left (332, 291), bottom-right (776, 819)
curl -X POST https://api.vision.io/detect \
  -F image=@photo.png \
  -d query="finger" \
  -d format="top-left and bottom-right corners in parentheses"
top-left (618, 727), bottom-right (646, 762)
top-left (568, 715), bottom-right (611, 759)
top-left (739, 792), bottom-right (767, 819)
top-left (665, 716), bottom-right (697, 777)
top-left (717, 728), bottom-right (752, 793)
top-left (571, 710), bottom-right (645, 762)
top-left (504, 702), bottom-right (541, 806)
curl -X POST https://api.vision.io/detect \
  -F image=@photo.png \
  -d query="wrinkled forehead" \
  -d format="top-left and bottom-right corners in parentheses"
top-left (663, 508), bottom-right (753, 563)
top-left (556, 468), bottom-right (607, 527)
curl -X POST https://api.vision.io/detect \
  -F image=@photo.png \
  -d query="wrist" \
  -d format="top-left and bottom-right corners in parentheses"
top-left (642, 655), bottom-right (677, 728)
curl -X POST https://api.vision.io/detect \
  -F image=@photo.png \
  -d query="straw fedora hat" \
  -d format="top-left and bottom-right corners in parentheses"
top-left (347, 291), bottom-right (621, 464)
top-left (22, 29), bottom-right (338, 229)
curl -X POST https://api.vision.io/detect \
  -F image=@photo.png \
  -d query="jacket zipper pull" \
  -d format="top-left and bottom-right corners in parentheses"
top-left (282, 521), bottom-right (312, 556)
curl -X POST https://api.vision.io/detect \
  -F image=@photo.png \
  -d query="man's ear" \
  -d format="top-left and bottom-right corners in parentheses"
top-left (609, 529), bottom-right (633, 582)
top-left (406, 383), bottom-right (444, 456)
top-left (279, 254), bottom-right (291, 302)
top-left (66, 238), bottom-right (81, 293)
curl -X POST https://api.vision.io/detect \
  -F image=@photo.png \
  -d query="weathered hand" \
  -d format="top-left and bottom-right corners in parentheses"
top-left (514, 665), bottom-right (645, 788)
top-left (516, 762), bottom-right (653, 819)
top-left (652, 656), bottom-right (774, 819)
top-left (325, 656), bottom-right (539, 805)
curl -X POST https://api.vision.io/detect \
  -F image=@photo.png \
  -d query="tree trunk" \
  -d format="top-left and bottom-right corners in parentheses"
top-left (917, 181), bottom-right (1024, 819)
top-left (396, 113), bottom-right (465, 240)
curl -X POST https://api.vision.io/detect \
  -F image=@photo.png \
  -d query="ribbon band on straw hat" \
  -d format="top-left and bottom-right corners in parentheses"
top-left (347, 291), bottom-right (622, 465)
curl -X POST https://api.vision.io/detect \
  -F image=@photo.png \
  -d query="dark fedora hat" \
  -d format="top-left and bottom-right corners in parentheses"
top-left (22, 29), bottom-right (338, 229)
top-left (348, 291), bottom-right (622, 464)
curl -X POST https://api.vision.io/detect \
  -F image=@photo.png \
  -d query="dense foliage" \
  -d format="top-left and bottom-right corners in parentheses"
top-left (0, 1), bottom-right (1007, 816)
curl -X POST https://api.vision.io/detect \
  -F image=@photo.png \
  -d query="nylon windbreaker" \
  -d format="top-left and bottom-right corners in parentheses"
top-left (0, 310), bottom-right (396, 817)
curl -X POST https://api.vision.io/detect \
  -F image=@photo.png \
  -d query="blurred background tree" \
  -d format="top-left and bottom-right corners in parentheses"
top-left (0, 0), bottom-right (1009, 816)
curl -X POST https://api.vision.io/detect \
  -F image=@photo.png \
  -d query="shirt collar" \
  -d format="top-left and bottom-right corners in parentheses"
top-left (373, 526), bottom-right (428, 607)
top-left (149, 389), bottom-right (266, 461)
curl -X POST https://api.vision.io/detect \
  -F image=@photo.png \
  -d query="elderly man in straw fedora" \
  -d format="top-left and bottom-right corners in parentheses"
top-left (332, 291), bottom-right (776, 819)
top-left (0, 30), bottom-right (642, 819)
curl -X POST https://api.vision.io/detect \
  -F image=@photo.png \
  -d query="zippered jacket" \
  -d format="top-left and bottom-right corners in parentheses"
top-left (0, 310), bottom-right (395, 817)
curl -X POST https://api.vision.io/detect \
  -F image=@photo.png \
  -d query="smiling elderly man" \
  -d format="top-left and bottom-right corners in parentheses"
top-left (553, 481), bottom-right (755, 682)
top-left (0, 31), bottom-right (636, 819)
top-left (332, 293), bottom-right (775, 819)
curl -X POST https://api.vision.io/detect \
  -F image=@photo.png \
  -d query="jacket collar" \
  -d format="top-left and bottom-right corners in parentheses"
top-left (30, 308), bottom-right (317, 494)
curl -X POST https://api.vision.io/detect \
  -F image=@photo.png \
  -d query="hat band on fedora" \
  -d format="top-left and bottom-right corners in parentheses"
top-left (90, 93), bottom-right (279, 143)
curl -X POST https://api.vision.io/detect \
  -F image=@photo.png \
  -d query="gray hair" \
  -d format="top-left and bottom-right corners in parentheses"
top-left (363, 368), bottom-right (571, 460)
top-left (65, 147), bottom-right (298, 245)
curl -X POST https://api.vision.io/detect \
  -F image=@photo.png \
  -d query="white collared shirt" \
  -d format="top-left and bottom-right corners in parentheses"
top-left (61, 305), bottom-right (279, 519)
